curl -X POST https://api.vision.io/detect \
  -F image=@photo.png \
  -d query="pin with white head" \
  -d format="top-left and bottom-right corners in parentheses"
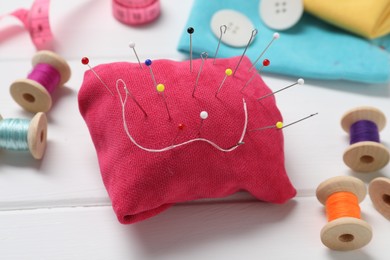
top-left (249, 113), bottom-right (318, 132)
top-left (215, 68), bottom-right (233, 97)
top-left (117, 79), bottom-right (147, 117)
top-left (187, 27), bottom-right (195, 72)
top-left (249, 32), bottom-right (279, 72)
top-left (145, 59), bottom-right (157, 87)
top-left (193, 52), bottom-right (208, 97)
top-left (257, 78), bottom-right (304, 101)
top-left (213, 25), bottom-right (227, 65)
top-left (232, 29), bottom-right (257, 76)
top-left (129, 42), bottom-right (142, 68)
top-left (198, 111), bottom-right (208, 135)
top-left (241, 59), bottom-right (270, 93)
top-left (81, 57), bottom-right (114, 96)
top-left (156, 83), bottom-right (171, 120)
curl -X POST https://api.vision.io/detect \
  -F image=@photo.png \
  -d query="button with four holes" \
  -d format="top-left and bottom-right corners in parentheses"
top-left (260, 0), bottom-right (303, 30)
top-left (210, 9), bottom-right (256, 48)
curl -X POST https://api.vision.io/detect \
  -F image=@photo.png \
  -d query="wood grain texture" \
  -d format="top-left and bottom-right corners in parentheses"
top-left (0, 198), bottom-right (389, 260)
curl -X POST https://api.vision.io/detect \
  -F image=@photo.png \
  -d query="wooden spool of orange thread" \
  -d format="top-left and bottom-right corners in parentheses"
top-left (316, 176), bottom-right (372, 251)
top-left (369, 177), bottom-right (390, 220)
top-left (341, 106), bottom-right (390, 172)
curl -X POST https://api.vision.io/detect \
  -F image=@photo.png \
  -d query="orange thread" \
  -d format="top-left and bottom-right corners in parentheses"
top-left (326, 192), bottom-right (361, 222)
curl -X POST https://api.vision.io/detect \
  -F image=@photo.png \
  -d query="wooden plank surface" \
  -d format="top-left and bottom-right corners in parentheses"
top-left (1, 197), bottom-right (390, 260)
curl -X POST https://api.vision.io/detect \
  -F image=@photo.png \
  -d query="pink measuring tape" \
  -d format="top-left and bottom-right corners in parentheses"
top-left (112, 0), bottom-right (161, 26)
top-left (0, 0), bottom-right (53, 50)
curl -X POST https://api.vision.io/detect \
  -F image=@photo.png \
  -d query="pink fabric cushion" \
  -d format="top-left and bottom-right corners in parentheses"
top-left (78, 56), bottom-right (296, 224)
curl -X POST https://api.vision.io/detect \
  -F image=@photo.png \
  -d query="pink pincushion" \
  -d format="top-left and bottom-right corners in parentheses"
top-left (78, 56), bottom-right (296, 224)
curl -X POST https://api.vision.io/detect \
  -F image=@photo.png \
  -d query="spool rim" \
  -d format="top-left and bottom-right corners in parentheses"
top-left (32, 50), bottom-right (71, 86)
top-left (343, 141), bottom-right (390, 172)
top-left (321, 217), bottom-right (372, 251)
top-left (27, 112), bottom-right (48, 159)
top-left (10, 79), bottom-right (52, 113)
top-left (341, 106), bottom-right (386, 133)
top-left (369, 177), bottom-right (390, 220)
top-left (316, 176), bottom-right (366, 205)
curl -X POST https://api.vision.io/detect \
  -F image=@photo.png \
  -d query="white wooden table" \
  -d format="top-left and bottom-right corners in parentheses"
top-left (1, 1), bottom-right (389, 259)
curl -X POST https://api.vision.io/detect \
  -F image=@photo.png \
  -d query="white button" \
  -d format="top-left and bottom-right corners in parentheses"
top-left (210, 9), bottom-right (255, 48)
top-left (259, 0), bottom-right (303, 30)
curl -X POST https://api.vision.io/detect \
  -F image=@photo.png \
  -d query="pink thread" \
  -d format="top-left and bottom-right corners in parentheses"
top-left (27, 63), bottom-right (60, 94)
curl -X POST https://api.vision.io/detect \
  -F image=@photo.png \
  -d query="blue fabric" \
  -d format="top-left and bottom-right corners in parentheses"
top-left (177, 0), bottom-right (390, 84)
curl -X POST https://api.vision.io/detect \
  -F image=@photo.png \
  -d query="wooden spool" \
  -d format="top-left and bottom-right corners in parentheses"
top-left (0, 112), bottom-right (47, 159)
top-left (369, 177), bottom-right (390, 220)
top-left (341, 106), bottom-right (389, 172)
top-left (10, 50), bottom-right (71, 113)
top-left (316, 176), bottom-right (372, 251)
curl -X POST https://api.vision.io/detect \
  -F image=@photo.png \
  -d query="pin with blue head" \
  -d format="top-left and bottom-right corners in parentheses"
top-left (145, 59), bottom-right (157, 87)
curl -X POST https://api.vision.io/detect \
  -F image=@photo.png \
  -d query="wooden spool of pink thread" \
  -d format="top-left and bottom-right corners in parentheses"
top-left (10, 50), bottom-right (71, 113)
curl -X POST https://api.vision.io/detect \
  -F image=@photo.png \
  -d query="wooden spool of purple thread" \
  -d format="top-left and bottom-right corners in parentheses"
top-left (10, 50), bottom-right (71, 113)
top-left (341, 106), bottom-right (390, 172)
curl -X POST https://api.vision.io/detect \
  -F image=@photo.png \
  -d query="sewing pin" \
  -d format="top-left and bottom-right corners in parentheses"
top-left (232, 29), bottom-right (258, 76)
top-left (81, 57), bottom-right (114, 96)
top-left (249, 113), bottom-right (318, 131)
top-left (198, 111), bottom-right (208, 135)
top-left (117, 79), bottom-right (147, 117)
top-left (187, 27), bottom-right (195, 72)
top-left (249, 33), bottom-right (279, 72)
top-left (213, 25), bottom-right (227, 65)
top-left (249, 121), bottom-right (284, 132)
top-left (215, 68), bottom-right (233, 97)
top-left (257, 78), bottom-right (304, 101)
top-left (156, 83), bottom-right (171, 120)
top-left (145, 59), bottom-right (157, 87)
top-left (280, 113), bottom-right (318, 129)
top-left (171, 123), bottom-right (185, 145)
top-left (193, 52), bottom-right (208, 97)
top-left (129, 42), bottom-right (142, 68)
top-left (241, 59), bottom-right (270, 93)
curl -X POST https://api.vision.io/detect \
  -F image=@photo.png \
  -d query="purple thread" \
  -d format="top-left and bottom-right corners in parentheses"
top-left (27, 63), bottom-right (61, 94)
top-left (350, 120), bottom-right (380, 145)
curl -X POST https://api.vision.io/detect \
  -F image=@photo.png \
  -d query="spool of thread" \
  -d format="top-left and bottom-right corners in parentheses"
top-left (341, 106), bottom-right (390, 172)
top-left (112, 0), bottom-right (161, 26)
top-left (10, 50), bottom-right (71, 113)
top-left (0, 112), bottom-right (47, 159)
top-left (369, 177), bottom-right (390, 220)
top-left (316, 176), bottom-right (372, 251)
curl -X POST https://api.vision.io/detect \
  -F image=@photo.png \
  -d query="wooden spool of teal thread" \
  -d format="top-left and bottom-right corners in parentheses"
top-left (0, 112), bottom-right (47, 159)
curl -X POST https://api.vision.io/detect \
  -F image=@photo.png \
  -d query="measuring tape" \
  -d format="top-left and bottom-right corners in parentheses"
top-left (0, 0), bottom-right (53, 50)
top-left (112, 0), bottom-right (161, 26)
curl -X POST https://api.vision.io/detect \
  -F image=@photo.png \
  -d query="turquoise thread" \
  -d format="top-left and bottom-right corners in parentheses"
top-left (0, 119), bottom-right (30, 151)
